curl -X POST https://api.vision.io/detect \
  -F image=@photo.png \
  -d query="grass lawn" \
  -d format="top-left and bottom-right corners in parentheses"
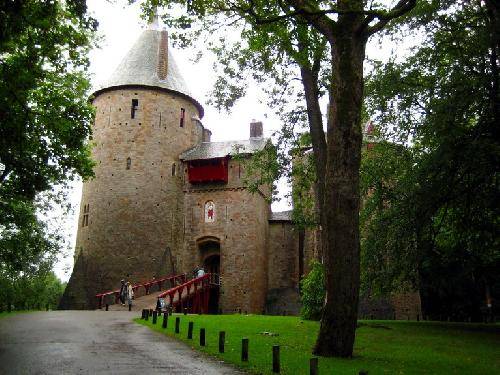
top-left (0, 310), bottom-right (35, 319)
top-left (135, 314), bottom-right (500, 374)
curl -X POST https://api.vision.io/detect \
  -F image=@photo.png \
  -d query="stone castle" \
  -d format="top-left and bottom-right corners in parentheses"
top-left (60, 17), bottom-right (421, 319)
top-left (60, 19), bottom-right (313, 314)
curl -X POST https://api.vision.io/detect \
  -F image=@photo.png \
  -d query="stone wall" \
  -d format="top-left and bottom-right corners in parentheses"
top-left (359, 292), bottom-right (422, 320)
top-left (60, 87), bottom-right (202, 309)
top-left (181, 158), bottom-right (271, 314)
top-left (267, 222), bottom-right (299, 290)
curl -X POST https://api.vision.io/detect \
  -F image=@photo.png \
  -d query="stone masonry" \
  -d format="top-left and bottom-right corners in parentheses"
top-left (60, 16), bottom-right (422, 319)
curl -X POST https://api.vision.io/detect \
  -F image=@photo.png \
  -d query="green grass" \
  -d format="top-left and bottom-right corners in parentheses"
top-left (135, 314), bottom-right (500, 374)
top-left (0, 310), bottom-right (36, 319)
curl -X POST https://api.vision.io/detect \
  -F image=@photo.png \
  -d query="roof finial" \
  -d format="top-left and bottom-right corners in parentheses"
top-left (148, 5), bottom-right (160, 30)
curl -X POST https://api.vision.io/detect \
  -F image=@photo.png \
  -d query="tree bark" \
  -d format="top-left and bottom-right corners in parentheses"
top-left (313, 13), bottom-right (367, 358)
top-left (300, 64), bottom-right (327, 259)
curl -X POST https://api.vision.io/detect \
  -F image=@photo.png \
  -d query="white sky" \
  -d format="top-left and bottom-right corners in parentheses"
top-left (54, 0), bottom-right (402, 281)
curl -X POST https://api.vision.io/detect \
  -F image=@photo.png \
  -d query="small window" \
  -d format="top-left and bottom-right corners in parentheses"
top-left (180, 108), bottom-right (185, 127)
top-left (131, 99), bottom-right (139, 119)
top-left (126, 157), bottom-right (131, 170)
top-left (171, 163), bottom-right (176, 176)
top-left (82, 204), bottom-right (89, 227)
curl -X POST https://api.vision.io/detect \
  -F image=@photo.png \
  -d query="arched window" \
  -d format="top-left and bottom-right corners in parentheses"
top-left (204, 201), bottom-right (215, 223)
top-left (126, 157), bottom-right (131, 170)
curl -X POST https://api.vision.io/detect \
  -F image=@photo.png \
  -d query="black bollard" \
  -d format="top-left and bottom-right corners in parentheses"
top-left (152, 311), bottom-right (157, 324)
top-left (128, 304), bottom-right (132, 312)
top-left (272, 345), bottom-right (280, 373)
top-left (241, 338), bottom-right (249, 362)
top-left (149, 309), bottom-right (153, 317)
top-left (105, 304), bottom-right (109, 311)
top-left (200, 328), bottom-right (206, 346)
top-left (184, 308), bottom-right (188, 315)
top-left (188, 322), bottom-right (193, 339)
top-left (175, 317), bottom-right (180, 333)
top-left (162, 312), bottom-right (168, 328)
top-left (417, 314), bottom-right (420, 322)
top-left (46, 304), bottom-right (49, 311)
top-left (145, 310), bottom-right (149, 321)
top-left (219, 331), bottom-right (225, 353)
top-left (359, 371), bottom-right (369, 375)
top-left (310, 358), bottom-right (318, 375)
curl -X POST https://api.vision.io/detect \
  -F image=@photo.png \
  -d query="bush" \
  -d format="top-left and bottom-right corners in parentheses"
top-left (300, 261), bottom-right (325, 320)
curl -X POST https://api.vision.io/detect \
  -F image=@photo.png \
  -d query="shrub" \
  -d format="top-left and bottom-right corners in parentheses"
top-left (300, 260), bottom-right (325, 320)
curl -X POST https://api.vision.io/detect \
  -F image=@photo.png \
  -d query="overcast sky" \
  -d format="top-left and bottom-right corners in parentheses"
top-left (54, 0), bottom-right (402, 281)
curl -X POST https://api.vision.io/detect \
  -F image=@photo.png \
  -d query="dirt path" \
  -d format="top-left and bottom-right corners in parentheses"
top-left (0, 311), bottom-right (243, 375)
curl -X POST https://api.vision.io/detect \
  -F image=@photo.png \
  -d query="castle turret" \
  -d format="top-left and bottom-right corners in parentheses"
top-left (60, 16), bottom-right (204, 309)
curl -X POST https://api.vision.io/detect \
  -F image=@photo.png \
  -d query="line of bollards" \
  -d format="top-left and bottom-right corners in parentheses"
top-left (162, 312), bottom-right (168, 328)
top-left (138, 311), bottom-right (322, 374)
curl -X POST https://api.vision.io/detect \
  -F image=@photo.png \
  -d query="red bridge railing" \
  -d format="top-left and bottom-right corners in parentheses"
top-left (95, 274), bottom-right (186, 309)
top-left (157, 273), bottom-right (217, 314)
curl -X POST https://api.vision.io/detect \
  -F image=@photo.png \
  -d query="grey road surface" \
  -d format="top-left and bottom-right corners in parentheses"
top-left (0, 311), bottom-right (243, 375)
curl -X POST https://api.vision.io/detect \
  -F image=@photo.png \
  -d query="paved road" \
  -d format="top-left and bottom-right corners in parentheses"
top-left (0, 311), bottom-right (243, 375)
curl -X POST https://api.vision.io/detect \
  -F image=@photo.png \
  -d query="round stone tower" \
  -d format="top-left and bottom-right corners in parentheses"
top-left (60, 17), bottom-right (204, 309)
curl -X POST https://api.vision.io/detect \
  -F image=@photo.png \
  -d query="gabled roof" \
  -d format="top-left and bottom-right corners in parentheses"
top-left (93, 28), bottom-right (204, 117)
top-left (180, 138), bottom-right (270, 161)
top-left (269, 210), bottom-right (293, 222)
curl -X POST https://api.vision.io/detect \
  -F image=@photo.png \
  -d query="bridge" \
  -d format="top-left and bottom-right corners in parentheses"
top-left (95, 273), bottom-right (220, 313)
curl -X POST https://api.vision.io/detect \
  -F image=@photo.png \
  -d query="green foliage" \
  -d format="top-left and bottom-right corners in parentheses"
top-left (234, 142), bottom-right (281, 203)
top-left (359, 142), bottom-right (418, 296)
top-left (0, 270), bottom-right (66, 310)
top-left (138, 314), bottom-right (500, 374)
top-left (363, 0), bottom-right (500, 319)
top-left (300, 260), bottom-right (325, 320)
top-left (291, 144), bottom-right (317, 229)
top-left (0, 1), bottom-right (97, 274)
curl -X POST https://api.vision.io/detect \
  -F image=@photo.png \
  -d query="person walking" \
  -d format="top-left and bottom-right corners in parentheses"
top-left (126, 281), bottom-right (134, 308)
top-left (119, 280), bottom-right (126, 306)
top-left (197, 266), bottom-right (205, 278)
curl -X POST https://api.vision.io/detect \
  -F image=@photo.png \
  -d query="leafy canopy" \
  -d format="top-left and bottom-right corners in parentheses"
top-left (0, 0), bottom-right (97, 274)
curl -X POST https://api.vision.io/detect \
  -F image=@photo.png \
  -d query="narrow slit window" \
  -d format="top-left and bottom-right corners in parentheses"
top-left (126, 157), bottom-right (131, 170)
top-left (180, 108), bottom-right (185, 127)
top-left (82, 204), bottom-right (89, 227)
top-left (131, 99), bottom-right (139, 119)
top-left (171, 163), bottom-right (176, 176)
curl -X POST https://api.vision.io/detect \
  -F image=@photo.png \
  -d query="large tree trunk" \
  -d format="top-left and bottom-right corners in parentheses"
top-left (313, 15), bottom-right (367, 358)
top-left (300, 65), bottom-right (327, 259)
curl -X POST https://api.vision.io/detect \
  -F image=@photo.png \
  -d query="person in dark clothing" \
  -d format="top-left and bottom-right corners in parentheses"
top-left (119, 280), bottom-right (126, 305)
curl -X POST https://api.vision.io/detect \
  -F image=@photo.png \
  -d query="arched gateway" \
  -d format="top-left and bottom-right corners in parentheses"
top-left (197, 236), bottom-right (220, 314)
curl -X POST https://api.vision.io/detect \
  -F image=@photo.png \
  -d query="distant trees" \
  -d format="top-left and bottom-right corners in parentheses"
top-left (0, 270), bottom-right (65, 311)
top-left (362, 0), bottom-right (499, 321)
top-left (0, 1), bottom-right (96, 276)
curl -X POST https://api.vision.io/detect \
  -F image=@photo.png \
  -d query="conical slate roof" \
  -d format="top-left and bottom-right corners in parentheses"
top-left (94, 26), bottom-right (204, 117)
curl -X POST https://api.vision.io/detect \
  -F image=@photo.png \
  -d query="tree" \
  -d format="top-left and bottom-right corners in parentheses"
top-left (0, 1), bottom-right (96, 273)
top-left (362, 0), bottom-right (500, 321)
top-left (0, 268), bottom-right (66, 310)
top-left (143, 0), bottom-right (415, 356)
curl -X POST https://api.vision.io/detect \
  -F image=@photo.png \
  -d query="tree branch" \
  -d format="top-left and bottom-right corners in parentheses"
top-left (361, 0), bottom-right (417, 36)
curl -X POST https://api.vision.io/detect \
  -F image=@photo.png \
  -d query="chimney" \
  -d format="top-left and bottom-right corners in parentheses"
top-left (250, 120), bottom-right (263, 139)
top-left (203, 128), bottom-right (212, 142)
